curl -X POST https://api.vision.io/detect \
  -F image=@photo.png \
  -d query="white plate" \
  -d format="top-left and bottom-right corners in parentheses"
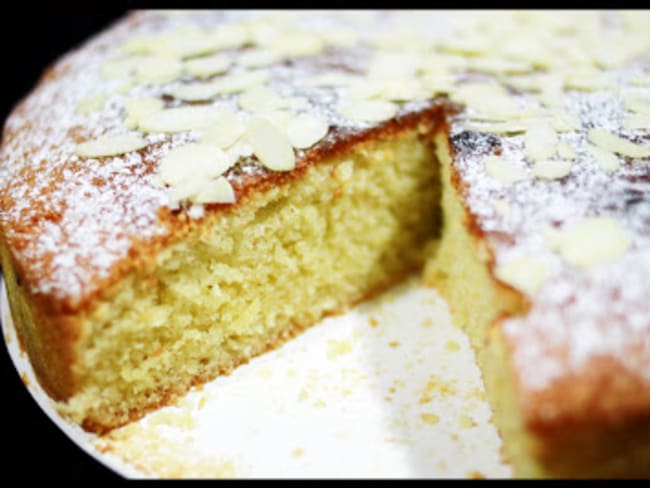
top-left (1, 276), bottom-right (510, 478)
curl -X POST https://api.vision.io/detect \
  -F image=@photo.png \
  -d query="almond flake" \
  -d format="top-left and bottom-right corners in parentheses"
top-left (524, 122), bottom-right (558, 160)
top-left (194, 176), bottom-right (236, 204)
top-left (138, 106), bottom-right (228, 133)
top-left (236, 48), bottom-right (283, 68)
top-left (245, 117), bottom-right (296, 171)
top-left (587, 144), bottom-right (620, 173)
top-left (558, 218), bottom-right (631, 268)
top-left (341, 100), bottom-right (398, 123)
top-left (494, 256), bottom-right (548, 296)
top-left (134, 56), bottom-right (182, 84)
top-left (200, 111), bottom-right (244, 149)
top-left (168, 81), bottom-right (221, 102)
top-left (378, 77), bottom-right (427, 102)
top-left (484, 155), bottom-right (528, 184)
top-left (76, 134), bottom-right (148, 158)
top-left (493, 199), bottom-right (511, 216)
top-left (211, 70), bottom-right (270, 94)
top-left (623, 94), bottom-right (650, 115)
top-left (588, 128), bottom-right (650, 158)
top-left (159, 143), bottom-right (235, 187)
top-left (629, 74), bottom-right (650, 87)
top-left (549, 112), bottom-right (580, 132)
top-left (464, 121), bottom-right (528, 135)
top-left (123, 97), bottom-right (164, 128)
top-left (184, 54), bottom-right (232, 77)
top-left (77, 93), bottom-right (106, 115)
top-left (622, 114), bottom-right (650, 131)
top-left (533, 159), bottom-right (572, 180)
top-left (238, 86), bottom-right (285, 112)
top-left (557, 141), bottom-right (576, 159)
top-left (101, 56), bottom-right (141, 79)
top-left (287, 113), bottom-right (329, 149)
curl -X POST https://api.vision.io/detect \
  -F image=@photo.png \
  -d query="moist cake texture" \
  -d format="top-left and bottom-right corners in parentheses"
top-left (1, 10), bottom-right (650, 478)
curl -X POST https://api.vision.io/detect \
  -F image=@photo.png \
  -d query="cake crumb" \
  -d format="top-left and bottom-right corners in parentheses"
top-left (368, 316), bottom-right (379, 327)
top-left (445, 340), bottom-right (460, 352)
top-left (292, 448), bottom-right (304, 458)
top-left (420, 413), bottom-right (440, 425)
top-left (419, 318), bottom-right (433, 328)
top-left (467, 470), bottom-right (486, 479)
top-left (459, 415), bottom-right (477, 429)
top-left (327, 339), bottom-right (352, 359)
top-left (20, 372), bottom-right (29, 387)
top-left (388, 340), bottom-right (400, 348)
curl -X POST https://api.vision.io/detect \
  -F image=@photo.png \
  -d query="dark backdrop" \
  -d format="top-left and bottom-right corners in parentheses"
top-left (1, 10), bottom-right (127, 480)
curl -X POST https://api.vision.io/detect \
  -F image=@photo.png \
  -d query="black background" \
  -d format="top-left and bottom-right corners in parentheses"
top-left (1, 10), bottom-right (128, 480)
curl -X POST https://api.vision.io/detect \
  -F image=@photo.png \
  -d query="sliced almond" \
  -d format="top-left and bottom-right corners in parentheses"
top-left (236, 48), bottom-right (283, 68)
top-left (194, 176), bottom-right (236, 204)
top-left (558, 218), bottom-right (631, 268)
top-left (212, 70), bottom-right (270, 94)
top-left (76, 134), bottom-right (148, 158)
top-left (184, 54), bottom-right (232, 78)
top-left (524, 122), bottom-right (558, 161)
top-left (533, 159), bottom-right (572, 180)
top-left (494, 256), bottom-right (548, 296)
top-left (123, 97), bottom-right (164, 128)
top-left (378, 77), bottom-right (427, 102)
top-left (484, 155), bottom-right (528, 184)
top-left (557, 141), bottom-right (576, 159)
top-left (200, 111), bottom-right (244, 149)
top-left (629, 74), bottom-right (650, 87)
top-left (493, 199), bottom-right (511, 216)
top-left (587, 144), bottom-right (620, 173)
top-left (464, 121), bottom-right (528, 134)
top-left (549, 111), bottom-right (580, 132)
top-left (101, 56), bottom-right (141, 80)
top-left (77, 93), bottom-right (106, 115)
top-left (623, 94), bottom-right (650, 115)
top-left (588, 128), bottom-right (650, 158)
top-left (168, 82), bottom-right (221, 102)
top-left (134, 56), bottom-right (183, 84)
top-left (341, 100), bottom-right (398, 123)
top-left (622, 113), bottom-right (650, 131)
top-left (238, 86), bottom-right (285, 112)
top-left (245, 117), bottom-right (296, 171)
top-left (287, 113), bottom-right (329, 149)
top-left (138, 106), bottom-right (228, 133)
top-left (159, 143), bottom-right (235, 187)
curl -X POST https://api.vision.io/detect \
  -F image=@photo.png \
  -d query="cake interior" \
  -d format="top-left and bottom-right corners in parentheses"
top-left (53, 127), bottom-right (441, 433)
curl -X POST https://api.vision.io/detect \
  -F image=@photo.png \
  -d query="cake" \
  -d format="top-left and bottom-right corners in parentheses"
top-left (1, 10), bottom-right (649, 478)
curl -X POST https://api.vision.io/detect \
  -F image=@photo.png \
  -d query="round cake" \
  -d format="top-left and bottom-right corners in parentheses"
top-left (1, 10), bottom-right (649, 478)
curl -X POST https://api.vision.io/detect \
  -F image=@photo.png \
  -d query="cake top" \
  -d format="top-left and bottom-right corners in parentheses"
top-left (1, 10), bottom-right (649, 421)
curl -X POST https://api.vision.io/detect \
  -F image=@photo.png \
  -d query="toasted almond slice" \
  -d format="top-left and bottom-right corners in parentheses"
top-left (76, 134), bottom-right (148, 158)
top-left (341, 100), bottom-right (398, 123)
top-left (159, 143), bottom-right (234, 184)
top-left (77, 93), bottom-right (106, 115)
top-left (184, 54), bottom-right (232, 78)
top-left (123, 97), bottom-right (164, 128)
top-left (287, 113), bottom-right (329, 149)
top-left (494, 256), bottom-right (548, 296)
top-left (533, 159), bottom-right (572, 180)
top-left (558, 217), bottom-right (631, 268)
top-left (484, 155), bottom-right (528, 184)
top-left (245, 117), bottom-right (296, 171)
top-left (200, 111), bottom-right (244, 149)
top-left (623, 94), bottom-right (650, 115)
top-left (134, 56), bottom-right (183, 84)
top-left (139, 106), bottom-right (228, 133)
top-left (557, 141), bottom-right (576, 159)
top-left (525, 122), bottom-right (558, 160)
top-left (622, 113), bottom-right (650, 131)
top-left (588, 128), bottom-right (650, 158)
top-left (587, 144), bottom-right (620, 173)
